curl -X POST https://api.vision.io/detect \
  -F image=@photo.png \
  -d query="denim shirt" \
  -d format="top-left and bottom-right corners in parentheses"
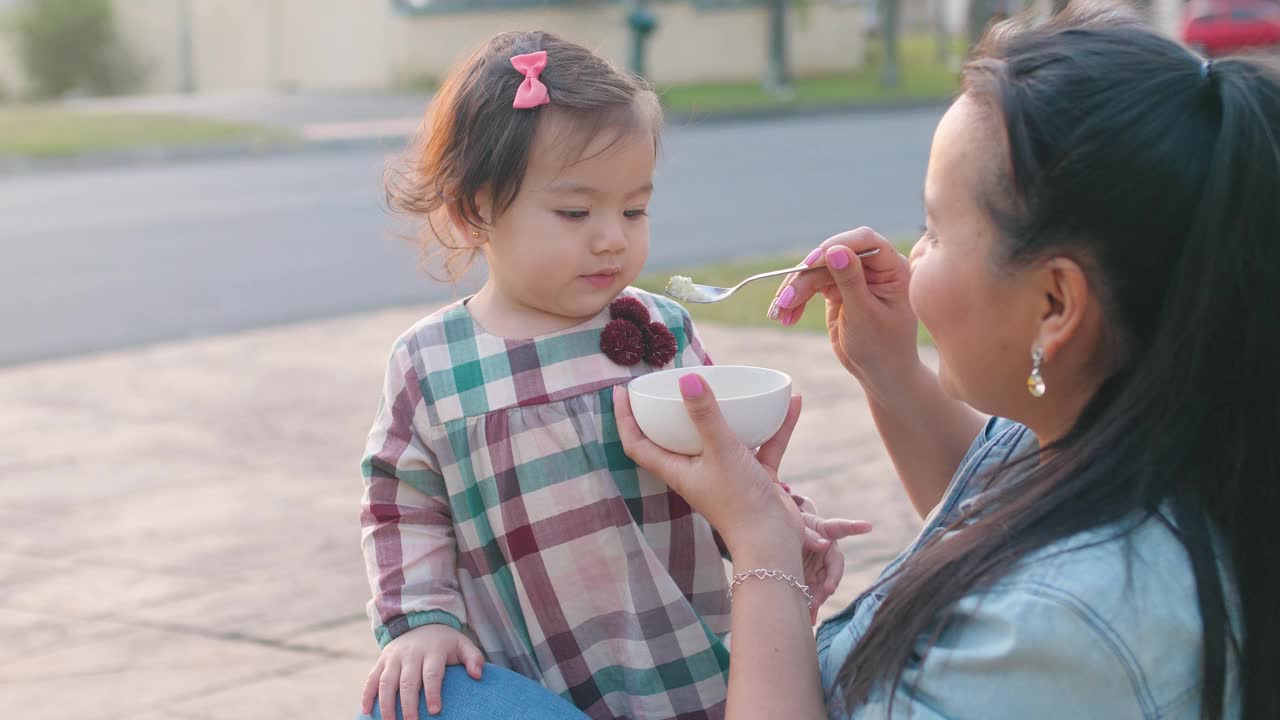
top-left (816, 417), bottom-right (1241, 719)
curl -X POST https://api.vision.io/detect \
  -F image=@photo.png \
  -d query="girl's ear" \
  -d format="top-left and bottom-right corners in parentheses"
top-left (447, 202), bottom-right (486, 247)
top-left (449, 188), bottom-right (493, 246)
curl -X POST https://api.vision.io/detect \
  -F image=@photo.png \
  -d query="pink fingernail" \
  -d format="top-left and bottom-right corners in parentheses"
top-left (679, 374), bottom-right (705, 398)
top-left (782, 309), bottom-right (800, 326)
top-left (767, 299), bottom-right (781, 320)
top-left (802, 248), bottom-right (823, 266)
top-left (828, 247), bottom-right (850, 270)
top-left (778, 286), bottom-right (797, 309)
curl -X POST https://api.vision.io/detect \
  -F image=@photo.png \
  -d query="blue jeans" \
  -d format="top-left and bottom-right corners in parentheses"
top-left (356, 664), bottom-right (588, 720)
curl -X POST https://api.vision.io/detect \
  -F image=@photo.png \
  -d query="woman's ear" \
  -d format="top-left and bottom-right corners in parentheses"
top-left (1033, 256), bottom-right (1091, 364)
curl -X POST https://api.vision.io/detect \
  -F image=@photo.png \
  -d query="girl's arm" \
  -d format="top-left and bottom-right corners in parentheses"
top-left (361, 339), bottom-right (467, 644)
top-left (360, 339), bottom-right (484, 720)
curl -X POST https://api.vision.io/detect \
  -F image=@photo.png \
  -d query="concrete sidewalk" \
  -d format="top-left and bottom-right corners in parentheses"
top-left (0, 306), bottom-right (925, 719)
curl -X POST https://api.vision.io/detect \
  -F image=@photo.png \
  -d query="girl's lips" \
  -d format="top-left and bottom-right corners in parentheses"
top-left (581, 272), bottom-right (620, 289)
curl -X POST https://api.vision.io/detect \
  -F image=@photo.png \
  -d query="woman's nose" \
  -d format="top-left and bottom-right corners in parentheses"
top-left (908, 238), bottom-right (926, 264)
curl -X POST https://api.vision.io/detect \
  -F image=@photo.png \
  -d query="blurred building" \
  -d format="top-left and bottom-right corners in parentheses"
top-left (0, 0), bottom-right (868, 96)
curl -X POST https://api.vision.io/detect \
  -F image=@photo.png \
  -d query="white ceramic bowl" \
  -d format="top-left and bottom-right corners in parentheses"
top-left (627, 365), bottom-right (793, 455)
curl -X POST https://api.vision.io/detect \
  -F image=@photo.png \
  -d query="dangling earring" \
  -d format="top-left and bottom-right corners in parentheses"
top-left (1027, 346), bottom-right (1046, 398)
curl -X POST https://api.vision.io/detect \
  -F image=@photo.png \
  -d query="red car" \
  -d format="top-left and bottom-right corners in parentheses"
top-left (1183, 0), bottom-right (1280, 55)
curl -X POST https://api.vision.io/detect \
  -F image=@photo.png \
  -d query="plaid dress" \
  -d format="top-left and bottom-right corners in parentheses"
top-left (361, 288), bottom-right (731, 719)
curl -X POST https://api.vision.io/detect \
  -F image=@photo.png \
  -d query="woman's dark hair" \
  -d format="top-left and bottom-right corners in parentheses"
top-left (839, 3), bottom-right (1279, 718)
top-left (386, 31), bottom-right (661, 280)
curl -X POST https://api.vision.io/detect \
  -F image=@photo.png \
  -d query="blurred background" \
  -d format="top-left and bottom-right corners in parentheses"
top-left (0, 0), bottom-right (1253, 717)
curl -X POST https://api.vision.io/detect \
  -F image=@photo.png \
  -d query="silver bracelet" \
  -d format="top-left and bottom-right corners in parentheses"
top-left (729, 568), bottom-right (813, 607)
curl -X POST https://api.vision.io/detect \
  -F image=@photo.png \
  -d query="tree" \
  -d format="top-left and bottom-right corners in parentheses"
top-left (13, 0), bottom-right (143, 98)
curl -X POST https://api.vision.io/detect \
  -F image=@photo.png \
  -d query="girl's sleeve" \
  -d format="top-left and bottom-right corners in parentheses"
top-left (360, 340), bottom-right (467, 648)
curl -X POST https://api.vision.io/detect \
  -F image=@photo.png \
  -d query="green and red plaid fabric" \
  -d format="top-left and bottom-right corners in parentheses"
top-left (361, 288), bottom-right (730, 719)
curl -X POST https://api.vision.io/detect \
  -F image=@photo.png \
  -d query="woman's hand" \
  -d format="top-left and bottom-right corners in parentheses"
top-left (772, 227), bottom-right (920, 398)
top-left (773, 226), bottom-right (987, 517)
top-left (613, 377), bottom-right (806, 561)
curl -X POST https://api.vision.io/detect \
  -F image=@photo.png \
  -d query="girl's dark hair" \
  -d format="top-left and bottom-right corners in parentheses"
top-left (387, 31), bottom-right (662, 280)
top-left (839, 3), bottom-right (1279, 718)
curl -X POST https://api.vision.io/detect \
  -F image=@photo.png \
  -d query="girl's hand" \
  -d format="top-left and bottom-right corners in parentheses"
top-left (797, 501), bottom-right (872, 624)
top-left (613, 378), bottom-right (806, 561)
top-left (771, 227), bottom-right (921, 398)
top-left (361, 624), bottom-right (485, 720)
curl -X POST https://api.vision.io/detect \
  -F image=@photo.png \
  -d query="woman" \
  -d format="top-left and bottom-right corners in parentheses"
top-left (617, 5), bottom-right (1278, 719)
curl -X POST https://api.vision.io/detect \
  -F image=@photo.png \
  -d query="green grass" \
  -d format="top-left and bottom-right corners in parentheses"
top-left (660, 34), bottom-right (963, 115)
top-left (0, 106), bottom-right (289, 158)
top-left (636, 243), bottom-right (932, 345)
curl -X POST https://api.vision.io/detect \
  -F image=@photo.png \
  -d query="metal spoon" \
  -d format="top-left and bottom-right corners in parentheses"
top-left (664, 248), bottom-right (882, 304)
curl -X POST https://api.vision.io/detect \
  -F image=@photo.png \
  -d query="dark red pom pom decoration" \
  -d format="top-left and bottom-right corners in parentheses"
top-left (608, 297), bottom-right (650, 326)
top-left (600, 319), bottom-right (645, 366)
top-left (642, 322), bottom-right (678, 366)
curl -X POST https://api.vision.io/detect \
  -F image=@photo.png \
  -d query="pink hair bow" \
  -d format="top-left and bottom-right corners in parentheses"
top-left (510, 51), bottom-right (550, 109)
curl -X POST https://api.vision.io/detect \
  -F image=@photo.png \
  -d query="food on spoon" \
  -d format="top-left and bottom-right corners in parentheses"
top-left (665, 275), bottom-right (702, 302)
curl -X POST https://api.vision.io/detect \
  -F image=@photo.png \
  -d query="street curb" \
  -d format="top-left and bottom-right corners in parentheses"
top-left (663, 97), bottom-right (951, 127)
top-left (0, 135), bottom-right (412, 176)
top-left (0, 98), bottom-right (951, 176)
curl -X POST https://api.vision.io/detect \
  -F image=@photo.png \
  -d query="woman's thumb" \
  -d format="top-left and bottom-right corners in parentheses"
top-left (679, 374), bottom-right (736, 452)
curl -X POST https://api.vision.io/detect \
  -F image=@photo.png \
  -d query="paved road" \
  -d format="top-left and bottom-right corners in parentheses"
top-left (0, 108), bottom-right (941, 366)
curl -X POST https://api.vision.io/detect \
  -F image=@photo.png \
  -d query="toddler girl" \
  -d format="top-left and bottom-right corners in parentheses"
top-left (358, 31), bottom-right (852, 720)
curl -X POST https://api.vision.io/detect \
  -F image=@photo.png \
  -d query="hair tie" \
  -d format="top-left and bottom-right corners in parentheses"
top-left (510, 51), bottom-right (550, 109)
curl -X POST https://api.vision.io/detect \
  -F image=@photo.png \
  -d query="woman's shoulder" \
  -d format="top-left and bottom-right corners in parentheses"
top-left (975, 513), bottom-right (1227, 716)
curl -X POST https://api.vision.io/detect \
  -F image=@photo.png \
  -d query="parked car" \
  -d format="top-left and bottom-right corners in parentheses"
top-left (1183, 0), bottom-right (1280, 56)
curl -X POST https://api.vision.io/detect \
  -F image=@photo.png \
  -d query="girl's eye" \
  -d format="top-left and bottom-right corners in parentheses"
top-left (557, 210), bottom-right (589, 220)
top-left (624, 209), bottom-right (648, 219)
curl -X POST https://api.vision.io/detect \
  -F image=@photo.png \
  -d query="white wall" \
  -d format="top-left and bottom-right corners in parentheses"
top-left (0, 1), bottom-right (866, 97)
